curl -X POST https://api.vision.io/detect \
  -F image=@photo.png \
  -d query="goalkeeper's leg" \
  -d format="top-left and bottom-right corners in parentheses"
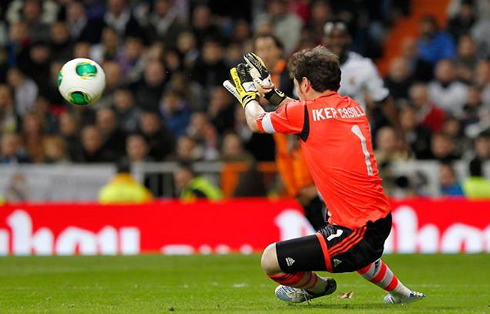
top-left (261, 237), bottom-right (337, 303)
top-left (357, 259), bottom-right (425, 304)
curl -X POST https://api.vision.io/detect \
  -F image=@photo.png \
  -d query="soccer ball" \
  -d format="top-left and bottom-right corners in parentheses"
top-left (58, 58), bottom-right (106, 106)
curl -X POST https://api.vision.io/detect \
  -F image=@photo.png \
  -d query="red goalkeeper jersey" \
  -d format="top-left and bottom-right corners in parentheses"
top-left (256, 91), bottom-right (390, 229)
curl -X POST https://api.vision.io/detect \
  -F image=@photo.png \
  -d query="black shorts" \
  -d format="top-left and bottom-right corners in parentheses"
top-left (276, 213), bottom-right (392, 273)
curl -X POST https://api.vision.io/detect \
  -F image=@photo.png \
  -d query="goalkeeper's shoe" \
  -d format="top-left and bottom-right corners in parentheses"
top-left (383, 291), bottom-right (426, 304)
top-left (274, 277), bottom-right (337, 303)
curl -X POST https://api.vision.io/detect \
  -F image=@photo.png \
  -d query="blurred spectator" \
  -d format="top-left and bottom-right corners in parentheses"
top-left (125, 133), bottom-right (152, 162)
top-left (190, 39), bottom-right (229, 91)
top-left (7, 0), bottom-right (52, 42)
top-left (91, 27), bottom-right (120, 63)
top-left (134, 60), bottom-right (167, 111)
top-left (7, 68), bottom-right (38, 116)
top-left (176, 31), bottom-right (199, 69)
top-left (253, 33), bottom-right (294, 96)
top-left (470, 7), bottom-right (490, 57)
top-left (18, 40), bottom-right (52, 92)
top-left (113, 87), bottom-right (139, 133)
top-left (255, 0), bottom-right (303, 54)
top-left (374, 126), bottom-right (410, 164)
top-left (307, 0), bottom-right (332, 42)
top-left (99, 160), bottom-right (152, 204)
top-left (96, 107), bottom-right (126, 155)
top-left (22, 112), bottom-right (44, 163)
top-left (80, 125), bottom-right (115, 163)
top-left (463, 158), bottom-right (490, 198)
top-left (73, 41), bottom-right (91, 59)
top-left (169, 135), bottom-right (203, 162)
top-left (429, 133), bottom-right (461, 161)
top-left (191, 5), bottom-right (223, 48)
top-left (448, 0), bottom-right (488, 20)
top-left (385, 57), bottom-right (412, 101)
top-left (442, 116), bottom-right (466, 156)
top-left (45, 61), bottom-right (64, 105)
top-left (147, 0), bottom-right (187, 47)
top-left (0, 85), bottom-right (19, 133)
top-left (462, 85), bottom-right (484, 134)
top-left (453, 35), bottom-right (478, 82)
top-left (49, 22), bottom-right (73, 61)
top-left (0, 132), bottom-right (31, 163)
top-left (42, 135), bottom-right (69, 164)
top-left (186, 112), bottom-right (220, 161)
top-left (59, 112), bottom-right (83, 162)
top-left (428, 60), bottom-right (468, 117)
top-left (400, 37), bottom-right (433, 82)
top-left (116, 36), bottom-right (146, 82)
top-left (99, 61), bottom-right (123, 107)
top-left (473, 131), bottom-right (490, 160)
top-left (159, 90), bottom-right (191, 138)
top-left (447, 0), bottom-right (477, 40)
top-left (417, 15), bottom-right (456, 65)
top-left (138, 111), bottom-right (175, 160)
top-left (409, 83), bottom-right (446, 133)
top-left (475, 60), bottom-right (490, 105)
top-left (66, 1), bottom-right (103, 43)
top-left (208, 86), bottom-right (235, 134)
top-left (400, 105), bottom-right (432, 159)
top-left (103, 0), bottom-right (142, 39)
top-left (173, 162), bottom-right (222, 201)
top-left (34, 96), bottom-right (57, 134)
top-left (220, 132), bottom-right (254, 162)
top-left (439, 162), bottom-right (465, 196)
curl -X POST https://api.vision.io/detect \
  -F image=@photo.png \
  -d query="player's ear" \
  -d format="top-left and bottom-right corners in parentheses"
top-left (301, 77), bottom-right (310, 92)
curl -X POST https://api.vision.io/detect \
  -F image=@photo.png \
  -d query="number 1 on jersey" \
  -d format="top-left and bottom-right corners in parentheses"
top-left (351, 125), bottom-right (374, 176)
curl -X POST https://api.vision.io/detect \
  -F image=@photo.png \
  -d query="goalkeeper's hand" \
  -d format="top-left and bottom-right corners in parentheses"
top-left (223, 63), bottom-right (257, 108)
top-left (244, 52), bottom-right (287, 107)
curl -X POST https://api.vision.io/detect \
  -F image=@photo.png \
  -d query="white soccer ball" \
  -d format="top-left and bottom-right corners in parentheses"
top-left (58, 58), bottom-right (106, 106)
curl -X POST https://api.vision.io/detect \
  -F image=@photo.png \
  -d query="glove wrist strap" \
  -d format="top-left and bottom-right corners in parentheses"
top-left (264, 89), bottom-right (286, 107)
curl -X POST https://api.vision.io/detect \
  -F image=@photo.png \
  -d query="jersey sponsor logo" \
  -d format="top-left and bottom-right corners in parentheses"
top-left (327, 229), bottom-right (344, 241)
top-left (285, 257), bottom-right (295, 267)
top-left (333, 259), bottom-right (342, 267)
top-left (312, 106), bottom-right (365, 122)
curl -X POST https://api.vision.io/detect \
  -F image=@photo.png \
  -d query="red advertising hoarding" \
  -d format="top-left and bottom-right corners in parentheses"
top-left (0, 199), bottom-right (488, 255)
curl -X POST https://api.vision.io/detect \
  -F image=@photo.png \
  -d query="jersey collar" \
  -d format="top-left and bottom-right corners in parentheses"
top-left (318, 91), bottom-right (337, 98)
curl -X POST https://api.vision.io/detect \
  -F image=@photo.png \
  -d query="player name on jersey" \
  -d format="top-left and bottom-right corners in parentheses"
top-left (311, 105), bottom-right (366, 122)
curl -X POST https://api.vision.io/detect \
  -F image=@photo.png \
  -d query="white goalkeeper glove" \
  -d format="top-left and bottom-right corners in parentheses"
top-left (244, 52), bottom-right (287, 107)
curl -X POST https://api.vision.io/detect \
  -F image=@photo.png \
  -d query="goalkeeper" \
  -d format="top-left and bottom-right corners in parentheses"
top-left (223, 47), bottom-right (424, 304)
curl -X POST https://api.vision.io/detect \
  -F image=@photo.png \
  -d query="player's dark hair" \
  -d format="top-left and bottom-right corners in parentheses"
top-left (288, 45), bottom-right (341, 92)
top-left (252, 33), bottom-right (284, 51)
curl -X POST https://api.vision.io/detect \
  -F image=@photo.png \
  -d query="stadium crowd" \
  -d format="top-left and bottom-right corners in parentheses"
top-left (1, 0), bottom-right (490, 198)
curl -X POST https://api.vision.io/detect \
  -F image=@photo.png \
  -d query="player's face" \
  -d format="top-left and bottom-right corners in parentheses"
top-left (254, 37), bottom-right (282, 69)
top-left (323, 29), bottom-right (350, 58)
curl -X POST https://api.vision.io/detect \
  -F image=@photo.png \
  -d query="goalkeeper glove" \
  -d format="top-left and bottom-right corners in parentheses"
top-left (223, 63), bottom-right (257, 108)
top-left (244, 52), bottom-right (287, 107)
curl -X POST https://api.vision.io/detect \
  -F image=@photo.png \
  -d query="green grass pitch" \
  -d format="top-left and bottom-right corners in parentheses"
top-left (0, 254), bottom-right (488, 313)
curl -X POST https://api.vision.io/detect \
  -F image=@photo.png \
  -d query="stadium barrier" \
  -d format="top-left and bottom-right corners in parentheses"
top-left (2, 161), bottom-right (490, 201)
top-left (0, 199), bottom-right (489, 256)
